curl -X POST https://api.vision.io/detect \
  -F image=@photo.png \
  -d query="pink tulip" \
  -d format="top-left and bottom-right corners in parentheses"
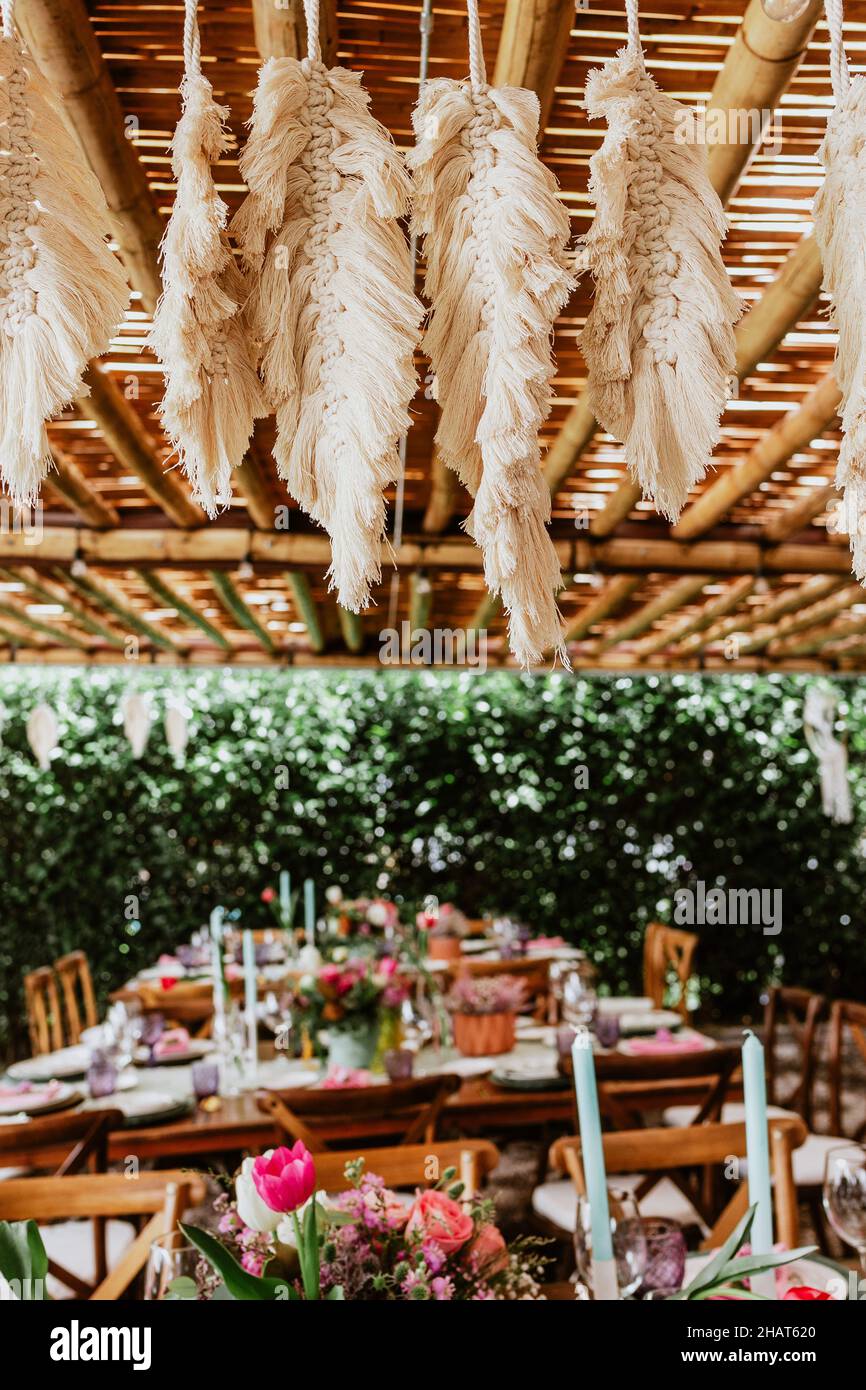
top-left (251, 1142), bottom-right (316, 1215)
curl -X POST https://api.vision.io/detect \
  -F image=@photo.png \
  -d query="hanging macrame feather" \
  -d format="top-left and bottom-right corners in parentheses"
top-left (231, 57), bottom-right (422, 612)
top-left (0, 35), bottom-right (128, 506)
top-left (580, 46), bottom-right (740, 522)
top-left (409, 80), bottom-right (574, 667)
top-left (813, 75), bottom-right (866, 580)
top-left (150, 69), bottom-right (266, 515)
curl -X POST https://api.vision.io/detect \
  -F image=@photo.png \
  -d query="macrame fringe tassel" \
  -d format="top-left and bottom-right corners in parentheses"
top-left (0, 26), bottom-right (128, 507)
top-left (409, 63), bottom-right (574, 667)
top-left (150, 11), bottom-right (265, 515)
top-left (580, 38), bottom-right (740, 522)
top-left (232, 43), bottom-right (422, 612)
top-left (813, 8), bottom-right (866, 580)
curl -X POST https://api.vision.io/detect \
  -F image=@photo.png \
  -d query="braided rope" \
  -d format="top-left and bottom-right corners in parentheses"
top-left (303, 0), bottom-right (321, 65)
top-left (183, 0), bottom-right (202, 78)
top-left (825, 0), bottom-right (850, 101)
top-left (628, 69), bottom-right (679, 366)
top-left (0, 12), bottom-right (37, 335)
top-left (466, 0), bottom-right (486, 90)
top-left (625, 0), bottom-right (641, 54)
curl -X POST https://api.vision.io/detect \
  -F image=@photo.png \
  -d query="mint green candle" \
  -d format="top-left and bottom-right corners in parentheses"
top-left (279, 870), bottom-right (291, 921)
top-left (571, 1030), bottom-right (617, 1298)
top-left (743, 1030), bottom-right (775, 1299)
top-left (303, 878), bottom-right (316, 944)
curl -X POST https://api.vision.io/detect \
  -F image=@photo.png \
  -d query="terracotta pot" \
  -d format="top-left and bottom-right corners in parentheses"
top-left (427, 936), bottom-right (462, 962)
top-left (452, 1010), bottom-right (516, 1057)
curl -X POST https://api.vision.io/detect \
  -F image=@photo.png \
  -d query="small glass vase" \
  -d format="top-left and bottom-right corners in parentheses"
top-left (326, 1017), bottom-right (381, 1072)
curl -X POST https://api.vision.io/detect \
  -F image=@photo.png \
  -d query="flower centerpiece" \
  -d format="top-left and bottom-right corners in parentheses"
top-left (290, 957), bottom-right (407, 1071)
top-left (417, 901), bottom-right (468, 961)
top-left (182, 1146), bottom-right (549, 1300)
top-left (445, 973), bottom-right (526, 1056)
top-left (322, 887), bottom-right (401, 951)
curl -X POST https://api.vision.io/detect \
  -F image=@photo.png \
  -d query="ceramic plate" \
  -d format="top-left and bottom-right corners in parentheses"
top-left (7, 1047), bottom-right (90, 1082)
top-left (596, 997), bottom-right (653, 1017)
top-left (490, 1059), bottom-right (568, 1091)
top-left (113, 1089), bottom-right (191, 1126)
top-left (0, 1083), bottom-right (82, 1117)
top-left (618, 1009), bottom-right (683, 1036)
top-left (142, 1039), bottom-right (215, 1067)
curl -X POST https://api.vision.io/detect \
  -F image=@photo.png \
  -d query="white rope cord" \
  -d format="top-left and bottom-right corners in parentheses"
top-left (303, 0), bottom-right (321, 65)
top-left (825, 0), bottom-right (850, 101)
top-left (466, 0), bottom-right (487, 90)
top-left (183, 0), bottom-right (202, 79)
top-left (1, 0), bottom-right (14, 40)
top-left (625, 0), bottom-right (641, 54)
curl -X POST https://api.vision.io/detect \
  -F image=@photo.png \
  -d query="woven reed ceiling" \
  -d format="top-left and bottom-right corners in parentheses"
top-left (4, 0), bottom-right (866, 671)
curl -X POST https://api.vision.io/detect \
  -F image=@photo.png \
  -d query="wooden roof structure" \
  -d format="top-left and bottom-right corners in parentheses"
top-left (3, 0), bottom-right (866, 671)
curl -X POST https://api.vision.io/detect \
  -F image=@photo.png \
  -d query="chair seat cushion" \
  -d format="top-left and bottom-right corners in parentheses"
top-left (41, 1219), bottom-right (136, 1298)
top-left (532, 1174), bottom-right (706, 1235)
top-left (662, 1102), bottom-right (797, 1128)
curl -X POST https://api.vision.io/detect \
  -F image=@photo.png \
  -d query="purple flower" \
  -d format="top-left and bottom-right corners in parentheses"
top-left (431, 1276), bottom-right (455, 1301)
top-left (422, 1239), bottom-right (447, 1274)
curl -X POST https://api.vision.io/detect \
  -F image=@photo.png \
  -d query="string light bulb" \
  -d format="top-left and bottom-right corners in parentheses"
top-left (760, 0), bottom-right (812, 21)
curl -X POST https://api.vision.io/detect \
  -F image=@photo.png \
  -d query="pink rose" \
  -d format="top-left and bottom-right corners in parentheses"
top-left (405, 1190), bottom-right (473, 1254)
top-left (261, 887), bottom-right (275, 904)
top-left (466, 1223), bottom-right (507, 1275)
top-left (379, 956), bottom-right (398, 977)
top-left (251, 1142), bottom-right (316, 1215)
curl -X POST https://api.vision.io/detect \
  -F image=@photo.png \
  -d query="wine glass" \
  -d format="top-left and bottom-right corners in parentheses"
top-left (144, 1234), bottom-right (211, 1300)
top-left (823, 1144), bottom-right (866, 1276)
top-left (574, 1188), bottom-right (647, 1298)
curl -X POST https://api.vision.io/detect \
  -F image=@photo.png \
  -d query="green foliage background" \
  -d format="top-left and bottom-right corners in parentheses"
top-left (0, 667), bottom-right (863, 1057)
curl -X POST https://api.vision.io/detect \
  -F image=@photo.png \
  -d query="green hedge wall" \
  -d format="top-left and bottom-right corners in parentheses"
top-left (0, 668), bottom-right (864, 1057)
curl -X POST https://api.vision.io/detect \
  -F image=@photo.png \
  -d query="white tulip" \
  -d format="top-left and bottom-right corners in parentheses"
top-left (235, 1155), bottom-right (281, 1234)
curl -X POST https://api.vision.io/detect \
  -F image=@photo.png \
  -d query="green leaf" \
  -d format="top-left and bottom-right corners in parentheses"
top-left (675, 1205), bottom-right (758, 1299)
top-left (0, 1220), bottom-right (48, 1299)
top-left (325, 1285), bottom-right (346, 1300)
top-left (302, 1199), bottom-right (320, 1301)
top-left (165, 1275), bottom-right (199, 1301)
top-left (712, 1247), bottom-right (817, 1284)
top-left (179, 1223), bottom-right (290, 1301)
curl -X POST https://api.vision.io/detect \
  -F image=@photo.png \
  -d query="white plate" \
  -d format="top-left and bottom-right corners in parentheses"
top-left (7, 1046), bottom-right (90, 1082)
top-left (619, 1009), bottom-right (683, 1036)
top-left (419, 1054), bottom-right (498, 1079)
top-left (111, 1089), bottom-right (181, 1120)
top-left (514, 1023), bottom-right (556, 1045)
top-left (596, 996), bottom-right (653, 1016)
top-left (0, 1082), bottom-right (79, 1116)
top-left (460, 939), bottom-right (493, 954)
top-left (144, 1039), bottom-right (215, 1066)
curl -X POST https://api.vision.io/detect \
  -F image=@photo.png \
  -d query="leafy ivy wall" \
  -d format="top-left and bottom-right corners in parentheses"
top-left (0, 668), bottom-right (863, 1057)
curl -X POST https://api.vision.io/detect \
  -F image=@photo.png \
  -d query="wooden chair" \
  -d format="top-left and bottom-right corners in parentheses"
top-left (0, 1170), bottom-right (206, 1300)
top-left (257, 1073), bottom-right (463, 1153)
top-left (592, 1042), bottom-right (742, 1133)
top-left (444, 956), bottom-right (551, 1019)
top-left (136, 979), bottom-right (242, 1038)
top-left (828, 998), bottom-right (866, 1141)
top-left (23, 966), bottom-right (64, 1055)
top-left (0, 1108), bottom-right (124, 1296)
top-left (311, 1140), bottom-right (501, 1198)
top-left (549, 1116), bottom-right (808, 1254)
top-left (54, 950), bottom-right (98, 1044)
top-left (643, 922), bottom-right (699, 1019)
top-left (764, 985), bottom-right (826, 1129)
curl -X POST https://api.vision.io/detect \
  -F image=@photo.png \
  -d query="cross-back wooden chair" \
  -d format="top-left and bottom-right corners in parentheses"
top-left (0, 1108), bottom-right (124, 1296)
top-left (0, 1170), bottom-right (206, 1300)
top-left (312, 1140), bottom-right (501, 1198)
top-left (829, 998), bottom-right (866, 1141)
top-left (593, 1042), bottom-right (741, 1133)
top-left (256, 1073), bottom-right (463, 1153)
top-left (764, 985), bottom-right (826, 1129)
top-left (23, 966), bottom-right (64, 1055)
top-left (550, 1115), bottom-right (808, 1253)
top-left (643, 922), bottom-right (699, 1019)
top-left (54, 950), bottom-right (98, 1044)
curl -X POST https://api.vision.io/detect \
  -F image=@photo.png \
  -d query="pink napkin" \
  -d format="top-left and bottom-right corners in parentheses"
top-left (625, 1029), bottom-right (710, 1055)
top-left (152, 1027), bottom-right (191, 1059)
top-left (528, 936), bottom-right (565, 951)
top-left (319, 1067), bottom-right (373, 1090)
top-left (0, 1079), bottom-right (60, 1098)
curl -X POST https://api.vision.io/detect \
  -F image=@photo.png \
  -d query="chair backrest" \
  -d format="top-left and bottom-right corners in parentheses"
top-left (311, 1140), bottom-right (501, 1197)
top-left (550, 1116), bottom-right (807, 1252)
top-left (0, 1170), bottom-right (206, 1300)
top-left (23, 966), bottom-right (64, 1055)
top-left (828, 998), bottom-right (866, 1141)
top-left (0, 1106), bottom-right (123, 1178)
top-left (445, 956), bottom-right (551, 1017)
top-left (257, 1073), bottom-right (463, 1151)
top-left (763, 985), bottom-right (826, 1128)
top-left (136, 979), bottom-right (242, 1036)
top-left (643, 922), bottom-right (699, 1018)
top-left (588, 1043), bottom-right (741, 1131)
top-left (54, 950), bottom-right (98, 1044)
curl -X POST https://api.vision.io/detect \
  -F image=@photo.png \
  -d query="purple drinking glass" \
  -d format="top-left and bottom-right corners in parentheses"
top-left (594, 1014), bottom-right (620, 1050)
top-left (87, 1049), bottom-right (118, 1099)
top-left (384, 1048), bottom-right (414, 1082)
top-left (191, 1058), bottom-right (220, 1102)
top-left (640, 1218), bottom-right (687, 1296)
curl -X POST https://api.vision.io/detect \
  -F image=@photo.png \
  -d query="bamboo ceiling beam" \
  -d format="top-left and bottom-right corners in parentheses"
top-left (0, 567), bottom-right (125, 646)
top-left (677, 575), bottom-right (847, 656)
top-left (422, 450), bottom-right (458, 534)
top-left (763, 481), bottom-right (838, 544)
top-left (769, 610), bottom-right (866, 659)
top-left (0, 598), bottom-right (89, 649)
top-left (672, 375), bottom-right (842, 541)
top-left (138, 571), bottom-right (233, 652)
top-left (636, 576), bottom-right (755, 658)
top-left (80, 369), bottom-right (204, 530)
top-left (208, 571), bottom-right (277, 655)
top-left (252, 0), bottom-right (338, 64)
top-left (338, 607), bottom-right (365, 655)
top-left (46, 448), bottom-right (120, 529)
top-left (545, 0), bottom-right (822, 509)
top-left (237, 426), bottom-right (279, 532)
top-left (469, 593), bottom-right (502, 632)
top-left (593, 575), bottom-right (710, 652)
top-left (409, 572), bottom-right (434, 632)
top-left (732, 582), bottom-right (863, 656)
top-left (15, 0), bottom-right (161, 310)
top-left (1, 525), bottom-right (859, 578)
top-left (284, 573), bottom-right (325, 654)
top-left (564, 574), bottom-right (641, 642)
top-left (493, 0), bottom-right (574, 127)
top-left (60, 568), bottom-right (180, 652)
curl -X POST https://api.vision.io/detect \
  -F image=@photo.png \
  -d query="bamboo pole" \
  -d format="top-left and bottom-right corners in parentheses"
top-left (47, 450), bottom-right (120, 529)
top-left (676, 575), bottom-right (847, 656)
top-left (593, 575), bottom-right (710, 652)
top-left (284, 574), bottom-right (325, 655)
top-left (493, 0), bottom-right (574, 127)
top-left (208, 571), bottom-right (278, 655)
top-left (636, 576), bottom-right (755, 657)
top-left (731, 583), bottom-right (863, 655)
top-left (763, 480), bottom-right (838, 544)
top-left (252, 0), bottom-right (338, 63)
top-left (0, 567), bottom-right (125, 646)
top-left (409, 572), bottom-right (434, 632)
top-left (338, 608), bottom-right (365, 655)
top-left (61, 568), bottom-right (180, 652)
top-left (138, 571), bottom-right (233, 652)
top-left (564, 574), bottom-right (641, 642)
